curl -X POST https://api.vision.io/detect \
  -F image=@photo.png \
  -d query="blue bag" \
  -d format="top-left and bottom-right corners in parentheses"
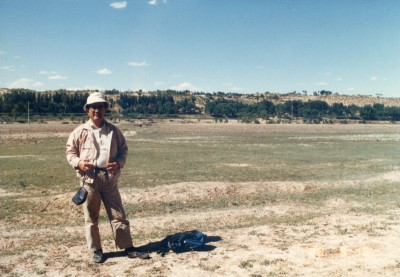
top-left (164, 230), bottom-right (206, 253)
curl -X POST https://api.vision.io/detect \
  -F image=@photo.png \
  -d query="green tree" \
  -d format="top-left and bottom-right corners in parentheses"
top-left (331, 103), bottom-right (346, 118)
top-left (360, 105), bottom-right (377, 120)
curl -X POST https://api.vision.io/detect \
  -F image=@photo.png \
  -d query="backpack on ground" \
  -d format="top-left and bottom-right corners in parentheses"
top-left (159, 230), bottom-right (206, 255)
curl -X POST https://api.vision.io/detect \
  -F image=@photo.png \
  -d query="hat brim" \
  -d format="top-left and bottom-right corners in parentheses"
top-left (83, 101), bottom-right (108, 112)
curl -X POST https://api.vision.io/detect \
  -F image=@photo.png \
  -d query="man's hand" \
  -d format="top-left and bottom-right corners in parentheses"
top-left (78, 160), bottom-right (94, 172)
top-left (107, 161), bottom-right (120, 175)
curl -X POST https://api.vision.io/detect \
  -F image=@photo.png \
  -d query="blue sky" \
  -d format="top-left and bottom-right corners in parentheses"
top-left (0, 0), bottom-right (399, 97)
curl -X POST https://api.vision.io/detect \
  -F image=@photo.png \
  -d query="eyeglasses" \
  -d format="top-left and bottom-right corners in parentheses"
top-left (90, 105), bottom-right (105, 110)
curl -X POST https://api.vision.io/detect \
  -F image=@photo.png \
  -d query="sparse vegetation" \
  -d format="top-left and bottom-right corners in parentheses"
top-left (0, 122), bottom-right (399, 276)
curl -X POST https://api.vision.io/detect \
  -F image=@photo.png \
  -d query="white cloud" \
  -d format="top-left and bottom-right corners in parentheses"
top-left (170, 82), bottom-right (201, 92)
top-left (315, 82), bottom-right (327, 86)
top-left (0, 50), bottom-right (7, 55)
top-left (370, 76), bottom-right (378, 81)
top-left (32, 82), bottom-right (44, 87)
top-left (128, 61), bottom-right (149, 67)
top-left (97, 68), bottom-right (112, 75)
top-left (1, 66), bottom-right (14, 71)
top-left (324, 72), bottom-right (332, 76)
top-left (7, 78), bottom-right (44, 89)
top-left (110, 1), bottom-right (127, 9)
top-left (39, 70), bottom-right (57, 75)
top-left (229, 87), bottom-right (242, 92)
top-left (49, 74), bottom-right (68, 80)
top-left (336, 77), bottom-right (343, 81)
top-left (155, 81), bottom-right (165, 86)
top-left (148, 0), bottom-right (167, 5)
top-left (347, 87), bottom-right (354, 91)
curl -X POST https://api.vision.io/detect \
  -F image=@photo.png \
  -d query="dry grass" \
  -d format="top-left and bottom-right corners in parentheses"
top-left (1, 120), bottom-right (399, 276)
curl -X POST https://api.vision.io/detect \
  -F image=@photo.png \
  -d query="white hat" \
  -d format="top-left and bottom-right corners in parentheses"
top-left (83, 92), bottom-right (109, 112)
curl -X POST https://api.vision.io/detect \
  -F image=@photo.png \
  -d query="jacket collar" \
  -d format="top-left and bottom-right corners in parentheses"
top-left (83, 119), bottom-right (109, 130)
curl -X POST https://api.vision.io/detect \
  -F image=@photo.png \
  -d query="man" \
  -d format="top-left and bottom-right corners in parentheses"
top-left (66, 92), bottom-right (149, 263)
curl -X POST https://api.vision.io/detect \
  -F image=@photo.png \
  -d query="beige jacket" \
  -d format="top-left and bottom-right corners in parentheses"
top-left (66, 120), bottom-right (128, 183)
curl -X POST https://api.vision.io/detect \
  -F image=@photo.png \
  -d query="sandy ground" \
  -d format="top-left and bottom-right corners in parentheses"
top-left (1, 177), bottom-right (400, 277)
top-left (1, 121), bottom-right (400, 276)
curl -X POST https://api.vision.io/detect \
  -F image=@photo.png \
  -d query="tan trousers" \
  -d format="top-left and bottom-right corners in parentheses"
top-left (82, 172), bottom-right (133, 251)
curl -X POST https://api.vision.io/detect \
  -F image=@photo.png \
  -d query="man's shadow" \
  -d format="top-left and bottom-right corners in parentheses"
top-left (102, 250), bottom-right (126, 261)
top-left (102, 232), bottom-right (222, 262)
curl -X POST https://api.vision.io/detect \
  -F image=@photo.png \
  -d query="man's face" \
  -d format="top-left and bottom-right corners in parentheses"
top-left (87, 102), bottom-right (106, 125)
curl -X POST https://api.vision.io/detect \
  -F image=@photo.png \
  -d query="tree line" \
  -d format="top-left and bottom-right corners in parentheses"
top-left (118, 92), bottom-right (200, 115)
top-left (1, 89), bottom-right (399, 122)
top-left (0, 89), bottom-right (89, 115)
top-left (205, 98), bottom-right (400, 122)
